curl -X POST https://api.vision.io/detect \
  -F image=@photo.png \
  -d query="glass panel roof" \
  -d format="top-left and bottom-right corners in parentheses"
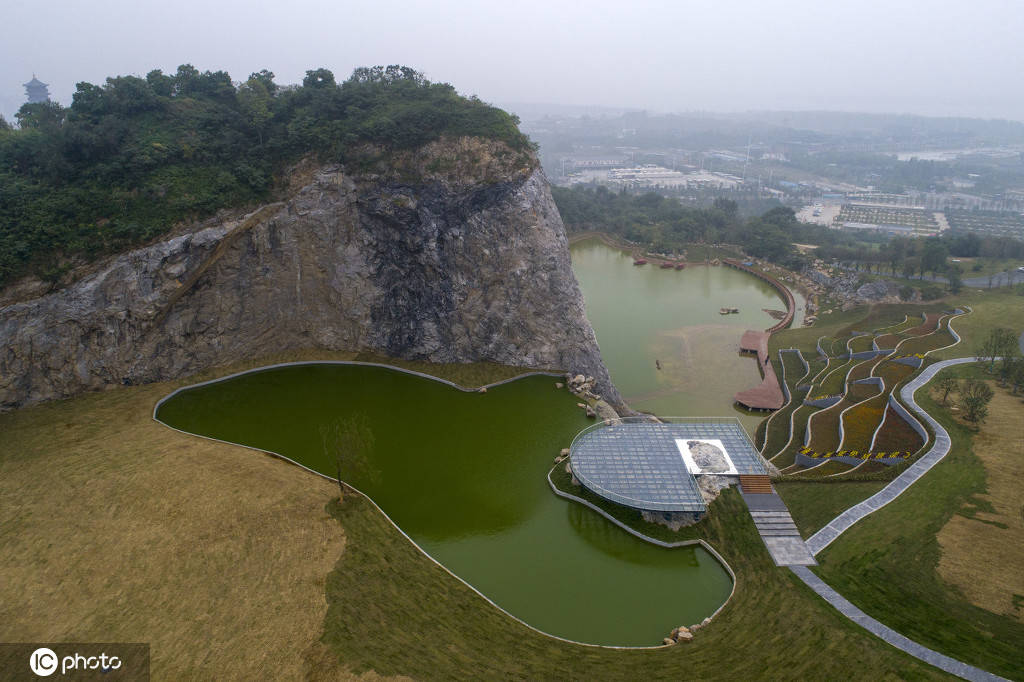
top-left (570, 420), bottom-right (765, 513)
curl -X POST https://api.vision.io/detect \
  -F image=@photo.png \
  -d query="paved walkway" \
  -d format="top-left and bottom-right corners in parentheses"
top-left (797, 356), bottom-right (1011, 681)
top-left (741, 491), bottom-right (816, 566)
top-left (806, 357), bottom-right (981, 555)
top-left (791, 566), bottom-right (1007, 681)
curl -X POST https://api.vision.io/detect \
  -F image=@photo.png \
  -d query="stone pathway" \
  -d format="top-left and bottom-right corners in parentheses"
top-left (791, 566), bottom-right (1007, 682)
top-left (797, 356), bottom-right (1010, 681)
top-left (806, 357), bottom-right (981, 555)
top-left (741, 491), bottom-right (816, 566)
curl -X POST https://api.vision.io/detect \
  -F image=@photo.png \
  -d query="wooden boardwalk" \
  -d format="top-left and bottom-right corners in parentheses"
top-left (734, 330), bottom-right (785, 410)
top-left (725, 260), bottom-right (797, 411)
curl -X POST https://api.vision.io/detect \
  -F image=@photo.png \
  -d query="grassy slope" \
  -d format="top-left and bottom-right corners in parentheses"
top-left (0, 350), bottom-right (950, 680)
top-left (776, 480), bottom-right (887, 538)
top-left (0, 363), bottom-right (345, 680)
top-left (813, 372), bottom-right (1024, 679)
top-left (934, 288), bottom-right (1024, 360)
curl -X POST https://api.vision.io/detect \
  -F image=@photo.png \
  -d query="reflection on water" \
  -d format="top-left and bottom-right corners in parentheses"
top-left (571, 239), bottom-right (787, 434)
top-left (156, 364), bottom-right (732, 646)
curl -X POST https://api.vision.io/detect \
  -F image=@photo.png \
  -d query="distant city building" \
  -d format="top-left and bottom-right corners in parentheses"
top-left (23, 76), bottom-right (50, 104)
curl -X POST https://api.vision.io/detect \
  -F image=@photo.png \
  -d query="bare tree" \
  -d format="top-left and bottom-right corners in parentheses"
top-left (320, 414), bottom-right (375, 501)
top-left (936, 375), bottom-right (958, 405)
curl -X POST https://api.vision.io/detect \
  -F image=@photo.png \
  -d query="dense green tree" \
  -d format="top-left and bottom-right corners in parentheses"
top-left (15, 101), bottom-right (66, 131)
top-left (958, 379), bottom-right (994, 424)
top-left (921, 237), bottom-right (948, 277)
top-left (0, 63), bottom-right (533, 287)
top-left (947, 264), bottom-right (963, 294)
top-left (303, 68), bottom-right (335, 88)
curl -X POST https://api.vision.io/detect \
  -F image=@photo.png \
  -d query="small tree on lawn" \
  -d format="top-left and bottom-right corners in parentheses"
top-left (320, 414), bottom-right (375, 501)
top-left (1009, 357), bottom-right (1024, 396)
top-left (936, 375), bottom-right (959, 405)
top-left (976, 327), bottom-right (1018, 373)
top-left (959, 379), bottom-right (994, 425)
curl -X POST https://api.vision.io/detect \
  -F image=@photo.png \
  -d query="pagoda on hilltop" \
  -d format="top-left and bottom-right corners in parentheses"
top-left (23, 75), bottom-right (50, 104)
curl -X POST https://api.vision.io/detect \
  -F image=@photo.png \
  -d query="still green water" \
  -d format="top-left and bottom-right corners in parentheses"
top-left (157, 364), bottom-right (732, 646)
top-left (570, 238), bottom-right (791, 435)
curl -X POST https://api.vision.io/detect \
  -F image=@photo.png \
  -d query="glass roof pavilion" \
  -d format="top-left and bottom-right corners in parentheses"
top-left (569, 417), bottom-right (766, 513)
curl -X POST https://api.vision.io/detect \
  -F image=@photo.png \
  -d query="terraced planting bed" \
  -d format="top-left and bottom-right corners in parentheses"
top-left (771, 404), bottom-right (818, 467)
top-left (874, 360), bottom-right (915, 389)
top-left (871, 406), bottom-right (924, 453)
top-left (845, 357), bottom-right (878, 384)
top-left (761, 352), bottom-right (812, 457)
top-left (802, 357), bottom-right (827, 386)
top-left (806, 400), bottom-right (849, 452)
top-left (903, 312), bottom-right (943, 336)
top-left (848, 334), bottom-right (875, 353)
top-left (873, 333), bottom-right (900, 349)
top-left (839, 394), bottom-right (887, 452)
top-left (793, 460), bottom-right (854, 478)
top-left (846, 381), bottom-right (881, 402)
top-left (895, 329), bottom-right (955, 356)
top-left (816, 359), bottom-right (855, 396)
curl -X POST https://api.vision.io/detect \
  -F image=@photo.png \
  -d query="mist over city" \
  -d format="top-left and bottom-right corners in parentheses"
top-left (2, 2), bottom-right (1023, 681)
top-left (3, 0), bottom-right (1023, 121)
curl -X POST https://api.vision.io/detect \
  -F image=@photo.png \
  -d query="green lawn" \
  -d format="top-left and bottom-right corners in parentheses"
top-left (934, 288), bottom-right (1024, 360)
top-left (776, 480), bottom-right (887, 538)
top-left (341, 466), bottom-right (959, 680)
top-left (813, 375), bottom-right (1024, 679)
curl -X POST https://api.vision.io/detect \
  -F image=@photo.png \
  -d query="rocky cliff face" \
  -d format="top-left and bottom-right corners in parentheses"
top-left (0, 138), bottom-right (620, 409)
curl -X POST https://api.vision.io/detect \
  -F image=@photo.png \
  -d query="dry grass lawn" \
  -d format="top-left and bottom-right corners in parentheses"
top-left (936, 385), bottom-right (1024, 622)
top-left (0, 350), bottom-right (539, 680)
top-left (0, 356), bottom-right (356, 680)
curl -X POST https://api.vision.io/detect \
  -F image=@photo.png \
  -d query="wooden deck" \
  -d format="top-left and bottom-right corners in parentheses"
top-left (725, 260), bottom-right (798, 412)
top-left (734, 330), bottom-right (786, 410)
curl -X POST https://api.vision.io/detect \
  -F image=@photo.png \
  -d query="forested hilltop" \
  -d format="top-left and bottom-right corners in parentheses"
top-left (0, 65), bottom-right (532, 288)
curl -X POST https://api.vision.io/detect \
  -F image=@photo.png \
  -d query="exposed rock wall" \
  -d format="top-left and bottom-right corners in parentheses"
top-left (0, 139), bottom-right (620, 409)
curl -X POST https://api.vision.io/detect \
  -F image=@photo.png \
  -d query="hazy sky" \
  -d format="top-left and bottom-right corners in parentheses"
top-left (3, 0), bottom-right (1023, 122)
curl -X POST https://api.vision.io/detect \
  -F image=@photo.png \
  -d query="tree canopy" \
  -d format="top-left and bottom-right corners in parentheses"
top-left (552, 186), bottom-right (812, 269)
top-left (0, 64), bottom-right (533, 287)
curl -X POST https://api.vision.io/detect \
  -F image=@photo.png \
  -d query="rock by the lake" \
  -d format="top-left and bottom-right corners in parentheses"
top-left (555, 382), bottom-right (564, 389)
top-left (594, 399), bottom-right (619, 421)
top-left (560, 448), bottom-right (570, 457)
top-left (585, 405), bottom-right (596, 418)
top-left (686, 440), bottom-right (730, 473)
top-left (0, 139), bottom-right (623, 411)
top-left (662, 638), bottom-right (676, 646)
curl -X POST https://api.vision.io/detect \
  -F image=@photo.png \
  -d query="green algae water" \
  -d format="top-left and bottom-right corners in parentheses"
top-left (570, 239), bottom-right (793, 435)
top-left (156, 364), bottom-right (732, 646)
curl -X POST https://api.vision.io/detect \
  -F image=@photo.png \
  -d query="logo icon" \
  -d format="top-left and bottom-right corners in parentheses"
top-left (29, 647), bottom-right (58, 676)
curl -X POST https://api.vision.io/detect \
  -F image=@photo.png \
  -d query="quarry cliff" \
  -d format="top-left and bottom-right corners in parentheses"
top-left (0, 138), bottom-right (620, 409)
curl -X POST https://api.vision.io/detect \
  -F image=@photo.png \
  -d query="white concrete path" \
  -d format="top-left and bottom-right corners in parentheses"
top-left (806, 357), bottom-right (982, 555)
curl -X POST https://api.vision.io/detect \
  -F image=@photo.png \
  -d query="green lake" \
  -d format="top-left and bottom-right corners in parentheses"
top-left (155, 240), bottom-right (799, 646)
top-left (156, 364), bottom-right (733, 647)
top-left (570, 238), bottom-right (797, 435)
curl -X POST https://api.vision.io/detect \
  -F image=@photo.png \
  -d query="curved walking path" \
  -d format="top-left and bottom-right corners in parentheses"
top-left (795, 356), bottom-right (1009, 681)
top-left (790, 566), bottom-right (1006, 682)
top-left (805, 356), bottom-right (981, 555)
